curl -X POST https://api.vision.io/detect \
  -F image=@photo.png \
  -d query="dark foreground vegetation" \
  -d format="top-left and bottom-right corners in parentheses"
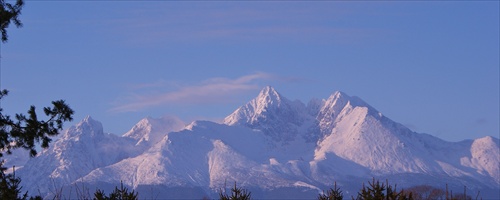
top-left (317, 179), bottom-right (479, 200)
top-left (0, 171), bottom-right (482, 200)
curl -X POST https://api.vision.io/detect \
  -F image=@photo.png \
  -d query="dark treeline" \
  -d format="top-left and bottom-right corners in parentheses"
top-left (1, 174), bottom-right (481, 200)
top-left (318, 178), bottom-right (478, 200)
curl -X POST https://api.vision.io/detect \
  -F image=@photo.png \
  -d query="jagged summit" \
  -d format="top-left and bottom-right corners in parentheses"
top-left (66, 115), bottom-right (104, 137)
top-left (317, 91), bottom-right (351, 117)
top-left (14, 88), bottom-right (500, 199)
top-left (315, 91), bottom-right (373, 116)
top-left (223, 86), bottom-right (292, 126)
top-left (256, 86), bottom-right (283, 106)
top-left (223, 86), bottom-right (309, 142)
top-left (224, 87), bottom-right (385, 143)
top-left (82, 115), bottom-right (92, 121)
top-left (80, 115), bottom-right (98, 125)
top-left (123, 116), bottom-right (185, 146)
top-left (223, 87), bottom-right (392, 143)
top-left (18, 116), bottom-right (141, 195)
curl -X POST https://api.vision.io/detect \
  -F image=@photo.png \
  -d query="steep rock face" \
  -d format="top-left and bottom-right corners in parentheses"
top-left (224, 86), bottom-right (312, 142)
top-left (314, 92), bottom-right (376, 137)
top-left (315, 91), bottom-right (351, 136)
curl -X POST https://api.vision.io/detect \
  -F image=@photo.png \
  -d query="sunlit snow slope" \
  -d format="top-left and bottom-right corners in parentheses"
top-left (12, 86), bottom-right (499, 199)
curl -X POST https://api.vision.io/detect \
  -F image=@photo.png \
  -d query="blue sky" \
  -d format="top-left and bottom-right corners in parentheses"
top-left (1, 1), bottom-right (498, 142)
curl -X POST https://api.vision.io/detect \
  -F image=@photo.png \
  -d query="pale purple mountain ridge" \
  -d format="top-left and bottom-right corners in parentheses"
top-left (7, 86), bottom-right (499, 199)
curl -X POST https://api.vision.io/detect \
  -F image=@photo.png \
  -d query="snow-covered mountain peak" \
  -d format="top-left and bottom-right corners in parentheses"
top-left (14, 88), bottom-right (500, 199)
top-left (185, 120), bottom-right (208, 130)
top-left (475, 136), bottom-right (498, 144)
top-left (322, 91), bottom-right (372, 110)
top-left (65, 115), bottom-right (103, 137)
top-left (256, 86), bottom-right (283, 106)
top-left (307, 91), bottom-right (356, 116)
top-left (80, 115), bottom-right (99, 126)
top-left (324, 91), bottom-right (350, 107)
top-left (314, 91), bottom-right (352, 130)
top-left (330, 90), bottom-right (345, 99)
top-left (316, 91), bottom-right (378, 122)
top-left (123, 116), bottom-right (185, 146)
top-left (14, 116), bottom-right (147, 196)
top-left (223, 86), bottom-right (310, 142)
top-left (223, 86), bottom-right (292, 126)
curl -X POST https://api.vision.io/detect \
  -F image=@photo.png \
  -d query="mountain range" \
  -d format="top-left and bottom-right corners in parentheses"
top-left (8, 86), bottom-right (499, 199)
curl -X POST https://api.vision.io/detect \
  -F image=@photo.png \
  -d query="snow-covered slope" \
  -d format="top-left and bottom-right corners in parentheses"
top-left (2, 146), bottom-right (30, 173)
top-left (225, 87), bottom-right (499, 188)
top-left (16, 87), bottom-right (499, 199)
top-left (123, 116), bottom-right (185, 147)
top-left (461, 136), bottom-right (500, 185)
top-left (16, 116), bottom-right (139, 195)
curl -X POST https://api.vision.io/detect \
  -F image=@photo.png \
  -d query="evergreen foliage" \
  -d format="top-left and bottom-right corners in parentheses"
top-left (219, 182), bottom-right (252, 200)
top-left (0, 166), bottom-right (27, 199)
top-left (94, 181), bottom-right (138, 200)
top-left (318, 181), bottom-right (343, 200)
top-left (0, 0), bottom-right (23, 42)
top-left (0, 90), bottom-right (73, 198)
top-left (0, 166), bottom-right (42, 199)
top-left (355, 178), bottom-right (413, 200)
top-left (0, 90), bottom-right (74, 158)
top-left (1, 0), bottom-right (74, 159)
top-left (0, 2), bottom-right (74, 198)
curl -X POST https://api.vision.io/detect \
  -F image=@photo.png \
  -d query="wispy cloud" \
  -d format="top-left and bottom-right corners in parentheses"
top-left (102, 3), bottom-right (385, 46)
top-left (110, 72), bottom-right (274, 113)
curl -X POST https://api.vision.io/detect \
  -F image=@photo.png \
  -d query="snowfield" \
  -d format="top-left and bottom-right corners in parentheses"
top-left (10, 86), bottom-right (499, 199)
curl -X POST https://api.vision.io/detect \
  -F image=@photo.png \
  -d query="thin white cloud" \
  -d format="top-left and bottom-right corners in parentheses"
top-left (110, 72), bottom-right (272, 113)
